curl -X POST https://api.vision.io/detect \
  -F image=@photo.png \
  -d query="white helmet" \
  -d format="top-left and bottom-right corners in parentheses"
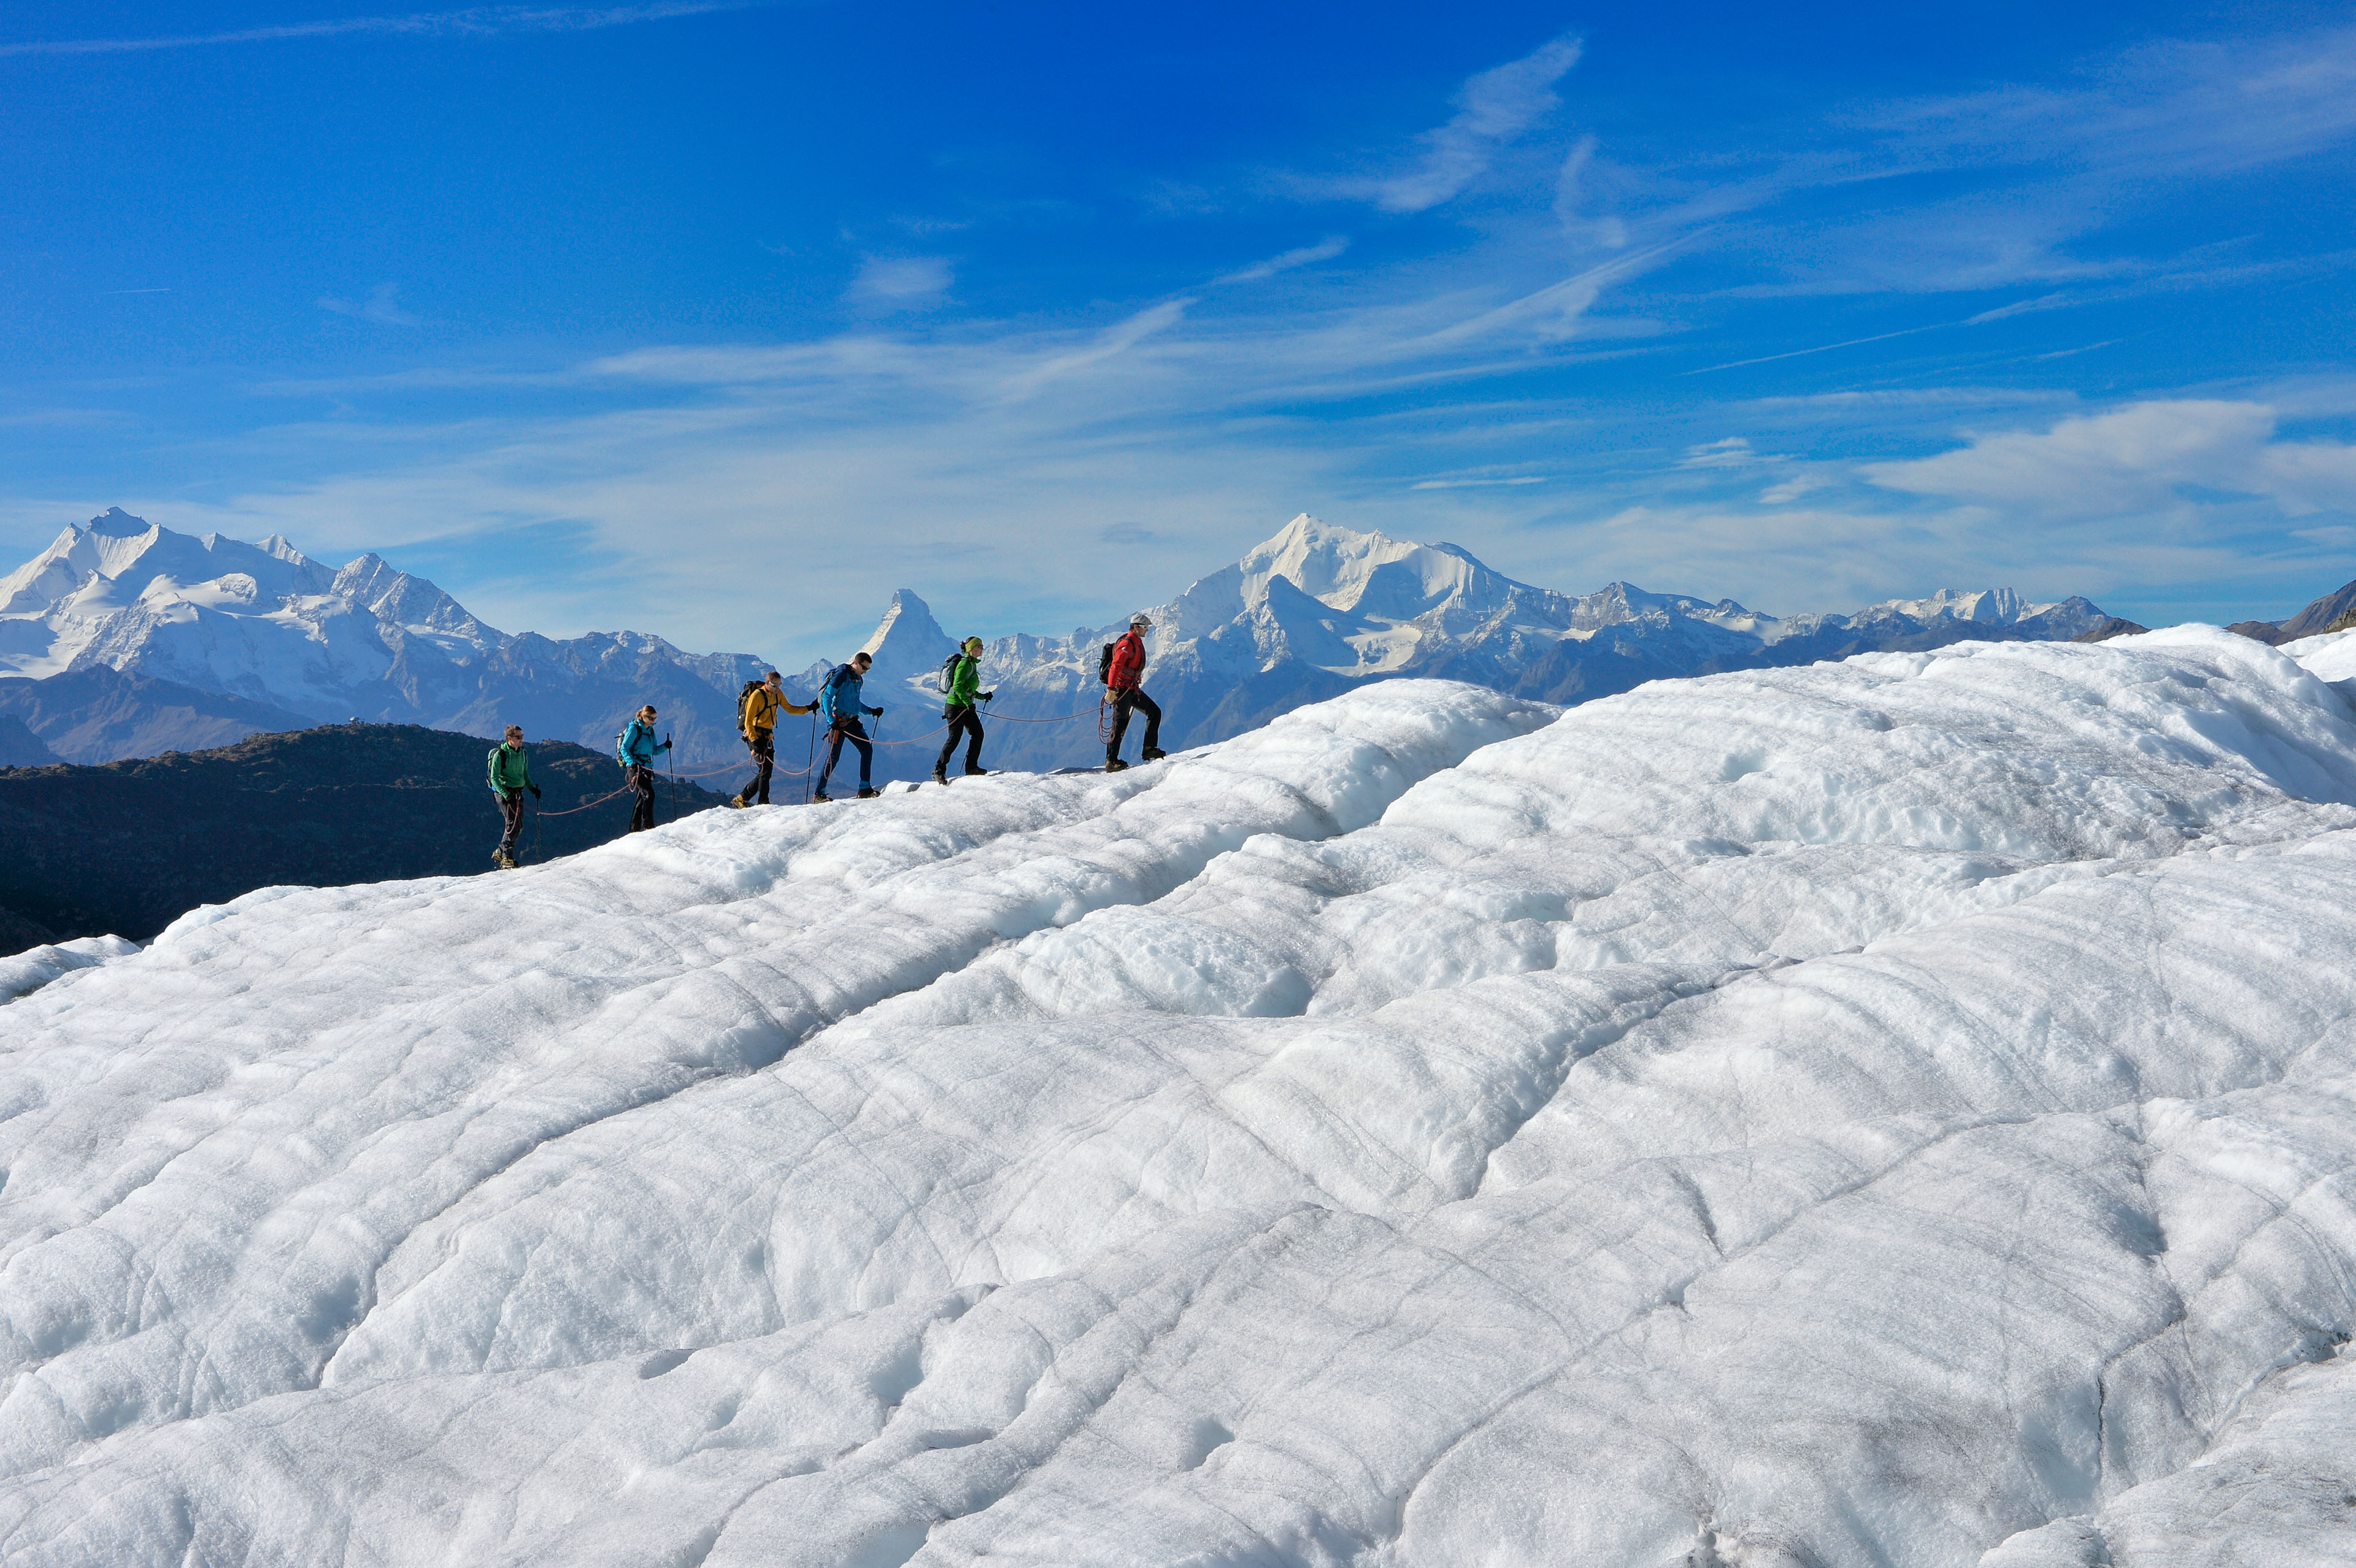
top-left (1130, 613), bottom-right (1152, 629)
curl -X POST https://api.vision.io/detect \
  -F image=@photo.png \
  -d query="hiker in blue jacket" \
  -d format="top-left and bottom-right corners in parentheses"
top-left (617, 704), bottom-right (671, 831)
top-left (814, 651), bottom-right (884, 801)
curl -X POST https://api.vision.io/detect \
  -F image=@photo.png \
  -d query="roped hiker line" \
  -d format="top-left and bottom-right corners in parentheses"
top-left (514, 695), bottom-right (1114, 846)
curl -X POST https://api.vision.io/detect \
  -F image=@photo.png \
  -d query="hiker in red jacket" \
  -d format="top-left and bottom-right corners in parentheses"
top-left (1104, 613), bottom-right (1165, 773)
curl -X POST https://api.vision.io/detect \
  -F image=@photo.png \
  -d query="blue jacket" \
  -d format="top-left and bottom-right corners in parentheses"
top-left (820, 664), bottom-right (883, 724)
top-left (617, 717), bottom-right (669, 769)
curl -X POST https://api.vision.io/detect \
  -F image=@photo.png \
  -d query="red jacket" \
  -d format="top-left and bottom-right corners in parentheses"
top-left (1106, 629), bottom-right (1146, 690)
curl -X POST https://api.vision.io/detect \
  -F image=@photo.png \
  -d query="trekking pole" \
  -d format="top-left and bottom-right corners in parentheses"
top-left (666, 733), bottom-right (676, 825)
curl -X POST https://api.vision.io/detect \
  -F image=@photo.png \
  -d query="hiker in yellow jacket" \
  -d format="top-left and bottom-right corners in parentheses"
top-left (733, 670), bottom-right (814, 807)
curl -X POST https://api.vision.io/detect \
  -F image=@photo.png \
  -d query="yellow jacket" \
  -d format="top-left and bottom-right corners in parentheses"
top-left (742, 684), bottom-right (815, 740)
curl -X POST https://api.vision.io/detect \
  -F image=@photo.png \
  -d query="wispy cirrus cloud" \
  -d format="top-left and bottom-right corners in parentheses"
top-left (1325, 33), bottom-right (1583, 213)
top-left (845, 255), bottom-right (955, 313)
top-left (1863, 26), bottom-right (2356, 180)
top-left (0, 0), bottom-right (765, 59)
top-left (1865, 400), bottom-right (2356, 520)
top-left (1211, 236), bottom-right (1350, 286)
top-left (319, 283), bottom-right (423, 327)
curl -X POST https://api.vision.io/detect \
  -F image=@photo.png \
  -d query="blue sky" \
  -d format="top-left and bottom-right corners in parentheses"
top-left (4, 1), bottom-right (2353, 665)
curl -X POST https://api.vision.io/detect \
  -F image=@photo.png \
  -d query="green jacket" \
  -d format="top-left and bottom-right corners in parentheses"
top-left (487, 741), bottom-right (533, 794)
top-left (945, 653), bottom-right (984, 709)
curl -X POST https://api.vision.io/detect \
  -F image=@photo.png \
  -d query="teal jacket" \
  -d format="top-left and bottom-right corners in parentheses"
top-left (618, 718), bottom-right (669, 769)
top-left (820, 664), bottom-right (882, 724)
top-left (944, 653), bottom-right (985, 709)
top-left (487, 742), bottom-right (533, 794)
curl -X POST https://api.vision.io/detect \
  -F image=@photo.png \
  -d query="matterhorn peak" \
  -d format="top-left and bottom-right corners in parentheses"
top-left (851, 588), bottom-right (958, 683)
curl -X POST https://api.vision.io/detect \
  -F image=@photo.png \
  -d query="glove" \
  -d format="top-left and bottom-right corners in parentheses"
top-left (869, 705), bottom-right (885, 717)
top-left (980, 690), bottom-right (995, 701)
top-left (529, 785), bottom-right (542, 799)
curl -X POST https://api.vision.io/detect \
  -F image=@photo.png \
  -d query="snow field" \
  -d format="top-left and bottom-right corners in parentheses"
top-left (3, 634), bottom-right (2356, 1565)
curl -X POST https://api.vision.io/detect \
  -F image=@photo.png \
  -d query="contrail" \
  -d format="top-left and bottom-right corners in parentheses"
top-left (0, 1), bottom-right (766, 59)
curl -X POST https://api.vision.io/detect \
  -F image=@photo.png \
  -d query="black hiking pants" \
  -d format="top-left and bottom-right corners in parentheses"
top-left (935, 705), bottom-right (984, 775)
top-left (741, 732), bottom-right (775, 804)
top-left (817, 718), bottom-right (872, 795)
top-left (1107, 687), bottom-right (1161, 760)
top-left (627, 764), bottom-right (658, 831)
top-left (494, 788), bottom-right (525, 858)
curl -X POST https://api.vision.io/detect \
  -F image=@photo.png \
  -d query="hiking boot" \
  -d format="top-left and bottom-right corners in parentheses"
top-left (727, 794), bottom-right (746, 809)
top-left (857, 786), bottom-right (879, 799)
top-left (1104, 758), bottom-right (1129, 773)
top-left (931, 768), bottom-right (949, 785)
top-left (963, 766), bottom-right (989, 777)
top-left (812, 790), bottom-right (831, 802)
top-left (1141, 747), bottom-right (1166, 761)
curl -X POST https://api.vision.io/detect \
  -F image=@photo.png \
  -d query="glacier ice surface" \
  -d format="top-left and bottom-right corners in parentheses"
top-left (2, 638), bottom-right (2356, 1566)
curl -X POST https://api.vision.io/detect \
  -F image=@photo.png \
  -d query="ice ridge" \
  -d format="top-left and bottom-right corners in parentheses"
top-left (2, 632), bottom-right (2356, 1566)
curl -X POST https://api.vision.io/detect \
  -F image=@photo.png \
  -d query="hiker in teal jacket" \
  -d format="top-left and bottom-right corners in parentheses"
top-left (617, 705), bottom-right (670, 831)
top-left (486, 725), bottom-right (541, 869)
top-left (814, 654), bottom-right (884, 801)
top-left (932, 637), bottom-right (995, 783)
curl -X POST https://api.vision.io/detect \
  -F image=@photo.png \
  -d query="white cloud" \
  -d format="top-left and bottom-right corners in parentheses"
top-left (1759, 473), bottom-right (1828, 505)
top-left (1863, 399), bottom-right (2356, 519)
top-left (1679, 436), bottom-right (1782, 469)
top-left (1867, 26), bottom-right (2356, 180)
top-left (1353, 34), bottom-right (1583, 213)
top-left (0, 1), bottom-right (763, 57)
top-left (845, 255), bottom-right (955, 312)
top-left (1212, 236), bottom-right (1349, 286)
top-left (1551, 133), bottom-right (1629, 249)
top-left (318, 283), bottom-right (422, 326)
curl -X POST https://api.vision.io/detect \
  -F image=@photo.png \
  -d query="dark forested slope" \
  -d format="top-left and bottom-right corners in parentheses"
top-left (1, 724), bottom-right (728, 943)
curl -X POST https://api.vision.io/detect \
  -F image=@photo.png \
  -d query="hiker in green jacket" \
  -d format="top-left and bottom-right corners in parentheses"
top-left (487, 725), bottom-right (541, 869)
top-left (933, 637), bottom-right (995, 784)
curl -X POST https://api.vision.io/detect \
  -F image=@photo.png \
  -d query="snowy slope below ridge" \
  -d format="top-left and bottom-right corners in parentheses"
top-left (868, 513), bottom-right (2114, 779)
top-left (0, 509), bottom-right (769, 764)
top-left (6, 633), bottom-right (2356, 1566)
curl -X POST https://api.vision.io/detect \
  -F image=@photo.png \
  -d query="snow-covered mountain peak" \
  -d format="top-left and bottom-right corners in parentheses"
top-left (0, 509), bottom-right (770, 763)
top-left (330, 553), bottom-right (496, 640)
top-left (1237, 513), bottom-right (1428, 605)
top-left (842, 588), bottom-right (958, 692)
top-left (82, 505), bottom-right (152, 540)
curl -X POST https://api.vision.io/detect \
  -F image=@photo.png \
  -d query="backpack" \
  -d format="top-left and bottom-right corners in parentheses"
top-left (819, 663), bottom-right (854, 720)
top-left (738, 679), bottom-right (764, 731)
top-left (613, 723), bottom-right (633, 767)
top-left (936, 653), bottom-right (963, 695)
top-left (1097, 642), bottom-right (1115, 683)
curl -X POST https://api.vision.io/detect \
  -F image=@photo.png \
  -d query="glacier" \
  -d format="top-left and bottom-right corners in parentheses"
top-left (4, 627), bottom-right (2355, 1566)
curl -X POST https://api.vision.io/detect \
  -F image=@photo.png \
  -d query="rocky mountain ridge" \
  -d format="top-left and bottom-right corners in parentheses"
top-left (1, 509), bottom-right (767, 764)
top-left (830, 514), bottom-right (2119, 778)
top-left (5, 507), bottom-right (2128, 779)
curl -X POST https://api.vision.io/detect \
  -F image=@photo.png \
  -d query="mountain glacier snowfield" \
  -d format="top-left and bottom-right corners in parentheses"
top-left (5, 628), bottom-right (2356, 1566)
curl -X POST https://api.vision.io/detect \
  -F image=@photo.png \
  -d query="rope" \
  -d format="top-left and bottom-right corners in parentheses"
top-left (982, 702), bottom-right (1104, 724)
top-left (535, 782), bottom-right (636, 818)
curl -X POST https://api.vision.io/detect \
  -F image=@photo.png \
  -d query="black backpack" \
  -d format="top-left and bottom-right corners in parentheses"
top-left (1097, 642), bottom-right (1115, 682)
top-left (738, 678), bottom-right (763, 729)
